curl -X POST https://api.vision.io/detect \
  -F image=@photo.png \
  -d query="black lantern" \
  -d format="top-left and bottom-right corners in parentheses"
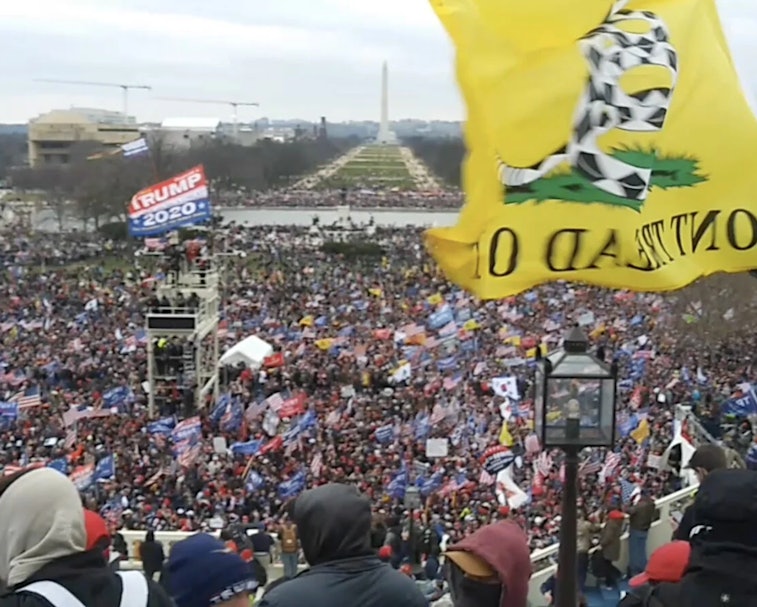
top-left (535, 326), bottom-right (618, 607)
top-left (534, 326), bottom-right (617, 449)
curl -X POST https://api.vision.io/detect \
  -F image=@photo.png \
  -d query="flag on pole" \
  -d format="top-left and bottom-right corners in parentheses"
top-left (11, 387), bottom-right (41, 409)
top-left (87, 137), bottom-right (150, 161)
top-left (620, 478), bottom-right (641, 504)
top-left (479, 468), bottom-right (495, 486)
top-left (121, 137), bottom-right (149, 158)
top-left (426, 0), bottom-right (757, 299)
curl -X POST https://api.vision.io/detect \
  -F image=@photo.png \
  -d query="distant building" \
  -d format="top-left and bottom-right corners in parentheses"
top-left (146, 118), bottom-right (261, 148)
top-left (27, 108), bottom-right (140, 166)
top-left (258, 127), bottom-right (296, 142)
top-left (155, 117), bottom-right (223, 149)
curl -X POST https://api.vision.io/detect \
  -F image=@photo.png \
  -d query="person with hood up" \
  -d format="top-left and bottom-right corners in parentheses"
top-left (0, 467), bottom-right (171, 607)
top-left (257, 483), bottom-right (426, 607)
top-left (664, 469), bottom-right (757, 606)
top-left (443, 521), bottom-right (532, 607)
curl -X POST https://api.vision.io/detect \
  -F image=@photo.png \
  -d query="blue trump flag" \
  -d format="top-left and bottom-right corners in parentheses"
top-left (722, 387), bottom-right (757, 417)
top-left (93, 455), bottom-right (115, 482)
top-left (278, 471), bottom-right (306, 500)
top-left (47, 458), bottom-right (68, 475)
top-left (230, 439), bottom-right (263, 457)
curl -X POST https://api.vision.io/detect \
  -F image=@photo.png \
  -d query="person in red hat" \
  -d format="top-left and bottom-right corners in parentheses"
top-left (619, 541), bottom-right (690, 606)
top-left (378, 545), bottom-right (393, 562)
top-left (84, 510), bottom-right (111, 564)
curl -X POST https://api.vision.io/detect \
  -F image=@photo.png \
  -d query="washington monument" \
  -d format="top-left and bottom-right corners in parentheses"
top-left (376, 61), bottom-right (396, 144)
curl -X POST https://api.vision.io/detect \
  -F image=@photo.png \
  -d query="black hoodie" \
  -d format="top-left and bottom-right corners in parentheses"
top-left (667, 470), bottom-right (757, 606)
top-left (259, 484), bottom-right (426, 607)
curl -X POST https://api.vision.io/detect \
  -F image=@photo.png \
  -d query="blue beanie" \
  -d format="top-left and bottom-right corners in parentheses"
top-left (167, 533), bottom-right (259, 607)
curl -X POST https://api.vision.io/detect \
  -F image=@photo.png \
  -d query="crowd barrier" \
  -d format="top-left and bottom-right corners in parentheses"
top-left (118, 485), bottom-right (697, 604)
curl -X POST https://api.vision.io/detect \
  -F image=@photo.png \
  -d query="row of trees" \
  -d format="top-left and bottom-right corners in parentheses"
top-left (7, 134), bottom-right (352, 228)
top-left (403, 136), bottom-right (465, 187)
top-left (0, 133), bottom-right (27, 181)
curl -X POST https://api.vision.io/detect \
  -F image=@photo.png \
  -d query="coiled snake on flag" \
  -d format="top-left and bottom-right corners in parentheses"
top-left (498, 0), bottom-right (679, 202)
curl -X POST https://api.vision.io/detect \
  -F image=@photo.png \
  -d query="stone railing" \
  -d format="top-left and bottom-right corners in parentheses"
top-left (117, 484), bottom-right (696, 604)
top-left (526, 484), bottom-right (697, 605)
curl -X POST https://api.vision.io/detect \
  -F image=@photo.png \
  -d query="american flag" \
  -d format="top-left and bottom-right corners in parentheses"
top-left (325, 409), bottom-right (341, 427)
top-left (178, 443), bottom-right (201, 468)
top-left (601, 452), bottom-right (622, 483)
top-left (285, 438), bottom-right (299, 457)
top-left (12, 387), bottom-right (42, 409)
top-left (266, 392), bottom-right (284, 413)
top-left (479, 469), bottom-right (495, 485)
top-left (443, 376), bottom-right (462, 391)
top-left (620, 478), bottom-right (640, 504)
top-left (101, 500), bottom-right (124, 525)
top-left (578, 458), bottom-right (602, 477)
top-left (437, 479), bottom-right (459, 497)
top-left (144, 467), bottom-right (165, 487)
top-left (64, 427), bottom-right (77, 449)
top-left (245, 401), bottom-right (266, 422)
top-left (536, 452), bottom-right (553, 477)
top-left (310, 452), bottom-right (323, 477)
top-left (431, 404), bottom-right (446, 425)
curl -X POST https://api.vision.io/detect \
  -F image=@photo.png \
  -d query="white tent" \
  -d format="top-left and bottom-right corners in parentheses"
top-left (218, 336), bottom-right (273, 369)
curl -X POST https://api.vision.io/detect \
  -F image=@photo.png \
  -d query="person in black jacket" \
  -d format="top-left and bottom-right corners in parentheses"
top-left (258, 483), bottom-right (427, 607)
top-left (672, 444), bottom-right (726, 542)
top-left (0, 467), bottom-right (171, 607)
top-left (140, 531), bottom-right (165, 581)
top-left (666, 469), bottom-right (757, 606)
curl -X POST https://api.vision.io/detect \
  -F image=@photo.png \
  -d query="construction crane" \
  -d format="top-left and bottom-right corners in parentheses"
top-left (34, 79), bottom-right (152, 118)
top-left (155, 97), bottom-right (260, 139)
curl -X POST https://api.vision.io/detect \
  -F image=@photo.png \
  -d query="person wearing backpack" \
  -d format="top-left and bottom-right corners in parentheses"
top-left (0, 467), bottom-right (171, 607)
top-left (278, 519), bottom-right (299, 579)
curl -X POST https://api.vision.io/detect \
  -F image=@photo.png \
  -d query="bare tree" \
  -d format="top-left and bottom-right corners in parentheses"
top-left (669, 273), bottom-right (757, 344)
top-left (0, 133), bottom-right (27, 180)
top-left (9, 165), bottom-right (72, 231)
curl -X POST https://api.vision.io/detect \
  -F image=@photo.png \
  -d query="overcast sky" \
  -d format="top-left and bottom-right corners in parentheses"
top-left (0, 0), bottom-right (754, 124)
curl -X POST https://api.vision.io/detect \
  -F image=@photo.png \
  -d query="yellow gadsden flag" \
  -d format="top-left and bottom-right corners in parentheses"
top-left (427, 0), bottom-right (757, 299)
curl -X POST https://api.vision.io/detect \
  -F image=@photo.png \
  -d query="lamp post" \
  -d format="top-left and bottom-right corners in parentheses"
top-left (534, 326), bottom-right (617, 607)
top-left (404, 486), bottom-right (422, 570)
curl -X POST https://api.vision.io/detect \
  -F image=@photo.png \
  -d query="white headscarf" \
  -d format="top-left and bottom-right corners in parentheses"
top-left (0, 468), bottom-right (87, 587)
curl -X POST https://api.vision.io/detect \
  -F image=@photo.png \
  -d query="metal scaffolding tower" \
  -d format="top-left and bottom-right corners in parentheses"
top-left (145, 257), bottom-right (220, 416)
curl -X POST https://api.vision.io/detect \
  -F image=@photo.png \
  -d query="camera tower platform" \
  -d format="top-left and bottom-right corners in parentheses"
top-left (144, 257), bottom-right (220, 416)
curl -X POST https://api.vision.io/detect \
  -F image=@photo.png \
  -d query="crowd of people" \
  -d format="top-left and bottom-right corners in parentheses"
top-left (216, 189), bottom-right (464, 209)
top-left (0, 218), bottom-right (752, 563)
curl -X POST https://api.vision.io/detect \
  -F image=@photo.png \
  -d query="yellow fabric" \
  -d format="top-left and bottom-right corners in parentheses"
top-left (427, 0), bottom-right (757, 299)
top-left (499, 422), bottom-right (514, 447)
top-left (631, 418), bottom-right (651, 444)
top-left (315, 338), bottom-right (334, 351)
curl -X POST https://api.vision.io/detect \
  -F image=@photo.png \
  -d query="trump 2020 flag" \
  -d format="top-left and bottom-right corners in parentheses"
top-left (427, 0), bottom-right (757, 299)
